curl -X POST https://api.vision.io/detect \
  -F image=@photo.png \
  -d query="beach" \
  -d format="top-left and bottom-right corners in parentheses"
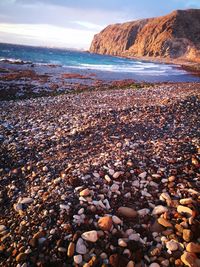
top-left (0, 61), bottom-right (200, 266)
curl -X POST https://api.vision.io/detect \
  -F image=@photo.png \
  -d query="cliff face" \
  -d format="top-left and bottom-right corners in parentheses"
top-left (90, 9), bottom-right (200, 62)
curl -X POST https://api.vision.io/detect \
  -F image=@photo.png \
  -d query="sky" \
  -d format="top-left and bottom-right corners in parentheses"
top-left (0, 0), bottom-right (200, 49)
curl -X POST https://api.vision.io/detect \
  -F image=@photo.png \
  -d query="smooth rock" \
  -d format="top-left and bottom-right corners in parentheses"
top-left (20, 197), bottom-right (34, 204)
top-left (158, 217), bottom-right (173, 228)
top-left (138, 208), bottom-right (150, 216)
top-left (149, 263), bottom-right (160, 267)
top-left (183, 229), bottom-right (193, 242)
top-left (186, 242), bottom-right (200, 253)
top-left (177, 205), bottom-right (194, 217)
top-left (138, 171), bottom-right (147, 179)
top-left (181, 252), bottom-right (198, 267)
top-left (117, 207), bottom-right (137, 218)
top-left (74, 255), bottom-right (83, 264)
top-left (118, 238), bottom-right (127, 247)
top-left (98, 216), bottom-right (113, 231)
top-left (112, 215), bottom-right (122, 224)
top-left (166, 240), bottom-right (178, 251)
top-left (81, 230), bottom-right (98, 242)
top-left (76, 238), bottom-right (87, 254)
top-left (67, 242), bottom-right (75, 257)
top-left (79, 188), bottom-right (90, 197)
top-left (16, 253), bottom-right (27, 262)
top-left (110, 184), bottom-right (119, 192)
top-left (0, 225), bottom-right (6, 232)
top-left (113, 171), bottom-right (122, 179)
top-left (180, 198), bottom-right (193, 205)
top-left (152, 205), bottom-right (168, 215)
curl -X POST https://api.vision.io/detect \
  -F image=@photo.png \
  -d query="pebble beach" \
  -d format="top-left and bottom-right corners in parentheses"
top-left (0, 77), bottom-right (200, 267)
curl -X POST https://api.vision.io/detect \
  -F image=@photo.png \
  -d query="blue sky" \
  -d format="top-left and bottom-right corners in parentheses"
top-left (0, 0), bottom-right (199, 49)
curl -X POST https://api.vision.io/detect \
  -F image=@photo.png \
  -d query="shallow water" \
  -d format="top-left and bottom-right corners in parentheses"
top-left (0, 43), bottom-right (199, 82)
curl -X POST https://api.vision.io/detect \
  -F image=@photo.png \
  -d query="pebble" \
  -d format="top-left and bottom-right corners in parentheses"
top-left (177, 205), bottom-right (194, 217)
top-left (183, 229), bottom-right (193, 242)
top-left (76, 238), bottom-right (87, 254)
top-left (158, 217), bottom-right (173, 228)
top-left (149, 263), bottom-right (160, 267)
top-left (19, 197), bottom-right (34, 204)
top-left (152, 205), bottom-right (168, 215)
top-left (129, 233), bottom-right (140, 241)
top-left (67, 242), bottom-right (75, 257)
top-left (110, 184), bottom-right (119, 192)
top-left (79, 188), bottom-right (90, 197)
top-left (112, 215), bottom-right (122, 224)
top-left (118, 238), bottom-right (127, 247)
top-left (186, 242), bottom-right (200, 253)
top-left (166, 240), bottom-right (178, 251)
top-left (181, 252), bottom-right (198, 267)
top-left (180, 198), bottom-right (193, 205)
top-left (0, 225), bottom-right (6, 232)
top-left (137, 208), bottom-right (150, 216)
top-left (16, 253), bottom-right (27, 262)
top-left (98, 216), bottom-right (113, 231)
top-left (138, 171), bottom-right (147, 179)
top-left (117, 207), bottom-right (138, 218)
top-left (74, 255), bottom-right (83, 264)
top-left (126, 260), bottom-right (135, 267)
top-left (81, 230), bottom-right (98, 242)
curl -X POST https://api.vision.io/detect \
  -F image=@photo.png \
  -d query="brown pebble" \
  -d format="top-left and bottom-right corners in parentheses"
top-left (67, 242), bottom-right (75, 257)
top-left (98, 216), bottom-right (113, 231)
top-left (16, 253), bottom-right (27, 262)
top-left (117, 207), bottom-right (137, 218)
top-left (183, 229), bottom-right (193, 242)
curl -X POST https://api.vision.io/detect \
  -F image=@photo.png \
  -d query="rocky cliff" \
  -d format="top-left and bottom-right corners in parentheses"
top-left (90, 9), bottom-right (200, 62)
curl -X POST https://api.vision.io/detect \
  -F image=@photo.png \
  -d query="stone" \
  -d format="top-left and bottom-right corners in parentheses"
top-left (110, 184), bottom-right (119, 192)
top-left (76, 238), bottom-right (87, 254)
top-left (180, 198), bottom-right (193, 205)
top-left (129, 233), bottom-right (140, 241)
top-left (117, 207), bottom-right (137, 218)
top-left (127, 260), bottom-right (135, 267)
top-left (181, 252), bottom-right (198, 267)
top-left (67, 242), bottom-right (75, 257)
top-left (112, 215), bottom-right (122, 224)
top-left (137, 208), bottom-right (150, 216)
top-left (0, 225), bottom-right (6, 232)
top-left (149, 264), bottom-right (160, 267)
top-left (177, 205), bottom-right (194, 217)
top-left (98, 216), bottom-right (113, 231)
top-left (113, 171), bottom-right (122, 179)
top-left (80, 188), bottom-right (90, 197)
top-left (118, 238), bottom-right (127, 247)
top-left (20, 197), bottom-right (34, 204)
top-left (186, 242), bottom-right (200, 253)
top-left (105, 175), bottom-right (111, 183)
top-left (152, 205), bottom-right (168, 215)
top-left (138, 171), bottom-right (147, 179)
top-left (16, 253), bottom-right (27, 262)
top-left (158, 218), bottom-right (173, 228)
top-left (81, 230), bottom-right (98, 242)
top-left (166, 240), bottom-right (178, 251)
top-left (74, 255), bottom-right (83, 264)
top-left (183, 229), bottom-right (193, 242)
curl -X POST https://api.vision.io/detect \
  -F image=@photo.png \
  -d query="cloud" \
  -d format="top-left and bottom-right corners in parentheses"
top-left (0, 23), bottom-right (96, 48)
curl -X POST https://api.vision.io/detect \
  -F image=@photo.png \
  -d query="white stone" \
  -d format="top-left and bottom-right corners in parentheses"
top-left (75, 238), bottom-right (87, 254)
top-left (105, 175), bottom-right (111, 183)
top-left (160, 192), bottom-right (171, 202)
top-left (166, 240), bottom-right (178, 251)
top-left (74, 255), bottom-right (83, 264)
top-left (110, 184), bottom-right (119, 192)
top-left (112, 215), bottom-right (122, 224)
top-left (118, 238), bottom-right (127, 247)
top-left (0, 225), bottom-right (6, 232)
top-left (129, 233), bottom-right (140, 241)
top-left (149, 263), bottom-right (160, 267)
top-left (20, 197), bottom-right (34, 204)
top-left (132, 180), bottom-right (140, 187)
top-left (138, 208), bottom-right (150, 216)
top-left (81, 230), bottom-right (98, 242)
top-left (113, 171), bottom-right (122, 179)
top-left (138, 172), bottom-right (147, 179)
top-left (60, 204), bottom-right (69, 210)
top-left (152, 205), bottom-right (168, 215)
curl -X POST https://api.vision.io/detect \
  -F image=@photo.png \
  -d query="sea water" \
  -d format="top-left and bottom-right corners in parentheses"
top-left (0, 43), bottom-right (199, 82)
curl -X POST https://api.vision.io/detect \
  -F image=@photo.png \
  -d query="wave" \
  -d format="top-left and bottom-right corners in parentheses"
top-left (0, 57), bottom-right (31, 64)
top-left (68, 63), bottom-right (181, 75)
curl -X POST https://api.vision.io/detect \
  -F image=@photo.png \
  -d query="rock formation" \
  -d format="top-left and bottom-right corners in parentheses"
top-left (90, 9), bottom-right (200, 62)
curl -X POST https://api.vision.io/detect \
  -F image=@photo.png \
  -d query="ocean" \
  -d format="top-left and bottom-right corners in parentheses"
top-left (0, 43), bottom-right (199, 82)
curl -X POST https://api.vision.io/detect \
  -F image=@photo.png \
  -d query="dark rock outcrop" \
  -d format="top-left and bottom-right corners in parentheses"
top-left (90, 9), bottom-right (200, 62)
